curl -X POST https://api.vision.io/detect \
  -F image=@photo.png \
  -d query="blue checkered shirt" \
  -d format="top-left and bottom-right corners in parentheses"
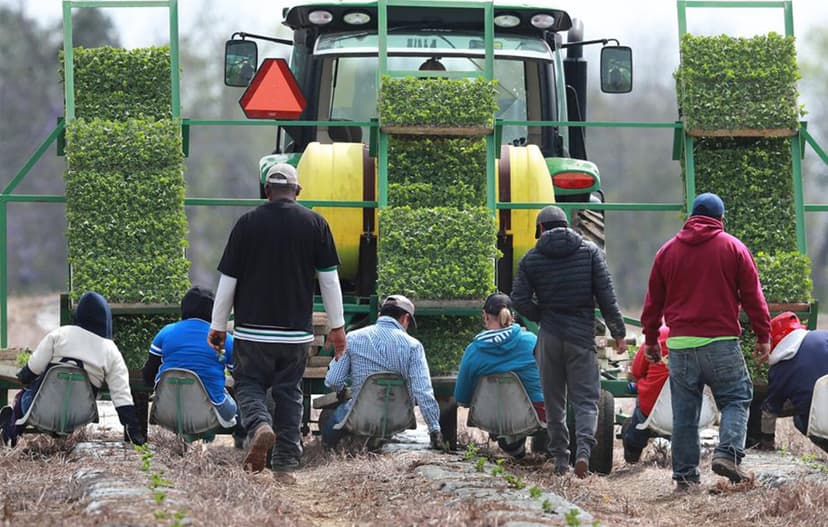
top-left (325, 316), bottom-right (441, 432)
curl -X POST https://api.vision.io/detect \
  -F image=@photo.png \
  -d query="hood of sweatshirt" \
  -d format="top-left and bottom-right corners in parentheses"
top-left (536, 227), bottom-right (583, 258)
top-left (74, 292), bottom-right (112, 339)
top-left (472, 324), bottom-right (524, 355)
top-left (676, 215), bottom-right (723, 246)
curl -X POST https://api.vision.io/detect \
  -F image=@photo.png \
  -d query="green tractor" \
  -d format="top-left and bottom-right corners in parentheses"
top-left (224, 0), bottom-right (633, 473)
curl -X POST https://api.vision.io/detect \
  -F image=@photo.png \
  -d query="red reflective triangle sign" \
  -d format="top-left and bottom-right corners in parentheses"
top-left (240, 58), bottom-right (307, 119)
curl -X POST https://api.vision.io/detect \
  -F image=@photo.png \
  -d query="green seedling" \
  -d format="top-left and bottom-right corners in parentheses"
top-left (542, 499), bottom-right (553, 514)
top-left (463, 442), bottom-right (479, 460)
top-left (565, 508), bottom-right (582, 526)
top-left (505, 474), bottom-right (526, 489)
top-left (153, 490), bottom-right (167, 504)
top-left (475, 457), bottom-right (486, 473)
top-left (528, 486), bottom-right (542, 499)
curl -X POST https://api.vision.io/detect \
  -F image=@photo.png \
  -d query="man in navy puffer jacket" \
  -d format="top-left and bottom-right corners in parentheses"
top-left (512, 206), bottom-right (627, 478)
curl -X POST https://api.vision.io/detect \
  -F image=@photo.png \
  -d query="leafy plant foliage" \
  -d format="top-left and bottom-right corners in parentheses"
top-left (63, 46), bottom-right (187, 367)
top-left (755, 251), bottom-right (813, 304)
top-left (410, 316), bottom-right (481, 375)
top-left (676, 33), bottom-right (800, 131)
top-left (692, 137), bottom-right (796, 254)
top-left (379, 77), bottom-right (498, 128)
top-left (61, 46), bottom-right (172, 121)
top-left (378, 207), bottom-right (497, 300)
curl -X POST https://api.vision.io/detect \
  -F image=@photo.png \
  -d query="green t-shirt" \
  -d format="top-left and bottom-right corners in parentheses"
top-left (666, 336), bottom-right (738, 350)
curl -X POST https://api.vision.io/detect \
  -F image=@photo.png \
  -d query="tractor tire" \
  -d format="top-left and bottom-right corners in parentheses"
top-left (530, 430), bottom-right (549, 454)
top-left (568, 389), bottom-right (615, 475)
top-left (573, 208), bottom-right (605, 252)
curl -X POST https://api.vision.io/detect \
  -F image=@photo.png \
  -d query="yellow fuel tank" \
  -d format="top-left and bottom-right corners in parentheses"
top-left (297, 142), bottom-right (369, 280)
top-left (498, 144), bottom-right (555, 270)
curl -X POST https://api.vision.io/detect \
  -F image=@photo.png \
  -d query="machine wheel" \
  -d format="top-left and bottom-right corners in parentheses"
top-left (573, 208), bottom-right (605, 251)
top-left (590, 389), bottom-right (615, 475)
top-left (530, 430), bottom-right (549, 454)
top-left (568, 389), bottom-right (615, 475)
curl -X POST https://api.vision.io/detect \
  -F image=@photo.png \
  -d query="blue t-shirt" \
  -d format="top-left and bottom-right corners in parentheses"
top-left (149, 318), bottom-right (234, 405)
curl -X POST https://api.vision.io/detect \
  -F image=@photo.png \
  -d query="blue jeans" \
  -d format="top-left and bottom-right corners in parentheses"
top-left (670, 339), bottom-right (752, 483)
top-left (622, 405), bottom-right (653, 453)
top-left (320, 402), bottom-right (350, 447)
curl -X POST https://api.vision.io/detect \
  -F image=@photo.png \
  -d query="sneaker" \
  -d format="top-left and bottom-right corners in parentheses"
top-left (574, 457), bottom-right (589, 479)
top-left (712, 457), bottom-right (750, 483)
top-left (624, 445), bottom-right (642, 464)
top-left (243, 423), bottom-right (276, 473)
top-left (553, 464), bottom-right (569, 476)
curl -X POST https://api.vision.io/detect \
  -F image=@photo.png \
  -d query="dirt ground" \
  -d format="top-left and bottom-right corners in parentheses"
top-left (2, 295), bottom-right (828, 526)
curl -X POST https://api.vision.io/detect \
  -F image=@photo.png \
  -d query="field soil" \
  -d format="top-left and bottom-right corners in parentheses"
top-left (1, 295), bottom-right (827, 526)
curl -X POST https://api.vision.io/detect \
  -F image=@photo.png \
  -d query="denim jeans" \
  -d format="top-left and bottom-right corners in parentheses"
top-left (670, 339), bottom-right (752, 483)
top-left (319, 401), bottom-right (350, 447)
top-left (622, 405), bottom-right (653, 453)
top-left (232, 340), bottom-right (308, 464)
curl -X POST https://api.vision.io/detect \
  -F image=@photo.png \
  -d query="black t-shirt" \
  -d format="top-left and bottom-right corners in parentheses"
top-left (218, 199), bottom-right (339, 333)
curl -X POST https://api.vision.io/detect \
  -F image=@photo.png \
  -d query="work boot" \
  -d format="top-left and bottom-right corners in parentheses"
top-left (711, 457), bottom-right (750, 483)
top-left (574, 457), bottom-right (589, 479)
top-left (497, 437), bottom-right (526, 460)
top-left (624, 445), bottom-right (642, 464)
top-left (243, 423), bottom-right (276, 473)
top-left (674, 479), bottom-right (700, 493)
top-left (271, 456), bottom-right (300, 473)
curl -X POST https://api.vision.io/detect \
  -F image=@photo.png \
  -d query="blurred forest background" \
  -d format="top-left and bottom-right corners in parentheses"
top-left (1, 2), bottom-right (827, 325)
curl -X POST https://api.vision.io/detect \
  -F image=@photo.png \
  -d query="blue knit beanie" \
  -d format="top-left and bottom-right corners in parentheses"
top-left (691, 192), bottom-right (725, 219)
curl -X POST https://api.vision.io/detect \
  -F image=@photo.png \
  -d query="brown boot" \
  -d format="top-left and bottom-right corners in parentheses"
top-left (711, 457), bottom-right (750, 483)
top-left (574, 457), bottom-right (589, 479)
top-left (243, 423), bottom-right (276, 473)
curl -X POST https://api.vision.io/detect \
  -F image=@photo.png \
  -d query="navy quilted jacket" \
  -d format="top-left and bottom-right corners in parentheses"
top-left (511, 227), bottom-right (626, 346)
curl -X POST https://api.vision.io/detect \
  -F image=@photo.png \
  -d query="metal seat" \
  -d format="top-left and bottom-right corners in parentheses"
top-left (333, 372), bottom-right (414, 438)
top-left (807, 374), bottom-right (828, 441)
top-left (15, 364), bottom-right (99, 436)
top-left (467, 372), bottom-right (545, 437)
top-left (636, 381), bottom-right (718, 436)
top-left (150, 368), bottom-right (234, 437)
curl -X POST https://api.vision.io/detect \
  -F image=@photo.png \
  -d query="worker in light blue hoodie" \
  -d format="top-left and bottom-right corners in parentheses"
top-left (454, 293), bottom-right (545, 458)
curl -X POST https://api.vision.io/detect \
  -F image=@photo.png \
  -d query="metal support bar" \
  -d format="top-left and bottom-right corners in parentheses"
top-left (791, 133), bottom-right (807, 253)
top-left (683, 134), bottom-right (696, 214)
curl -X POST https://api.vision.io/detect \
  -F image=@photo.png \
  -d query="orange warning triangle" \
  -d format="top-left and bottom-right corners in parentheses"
top-left (240, 58), bottom-right (307, 119)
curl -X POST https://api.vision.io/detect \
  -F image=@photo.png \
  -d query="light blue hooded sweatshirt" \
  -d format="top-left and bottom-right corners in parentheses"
top-left (454, 323), bottom-right (543, 405)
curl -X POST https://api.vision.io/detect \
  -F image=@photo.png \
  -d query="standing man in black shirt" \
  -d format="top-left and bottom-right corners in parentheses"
top-left (208, 163), bottom-right (346, 473)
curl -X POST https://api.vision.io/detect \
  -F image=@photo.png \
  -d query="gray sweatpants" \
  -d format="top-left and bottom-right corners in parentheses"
top-left (537, 328), bottom-right (600, 463)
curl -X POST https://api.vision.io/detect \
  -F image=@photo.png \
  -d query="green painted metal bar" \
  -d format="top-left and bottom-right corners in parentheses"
top-left (184, 198), bottom-right (376, 208)
top-left (802, 128), bottom-right (828, 166)
top-left (68, 0), bottom-right (171, 6)
top-left (683, 1), bottom-right (789, 8)
top-left (63, 1), bottom-right (75, 121)
top-left (805, 205), bottom-right (828, 212)
top-left (500, 120), bottom-right (681, 128)
top-left (169, 0), bottom-right (180, 119)
top-left (783, 1), bottom-right (794, 37)
top-left (791, 133), bottom-right (807, 253)
top-left (378, 131), bottom-right (389, 208)
top-left (2, 122), bottom-right (65, 195)
top-left (386, 0), bottom-right (489, 6)
top-left (186, 119), bottom-right (374, 127)
top-left (1, 195), bottom-right (66, 203)
top-left (496, 202), bottom-right (683, 211)
top-left (677, 0), bottom-right (687, 37)
top-left (683, 134), bottom-right (696, 214)
top-left (485, 134), bottom-right (496, 215)
top-left (483, 2), bottom-right (494, 82)
top-left (1, 200), bottom-right (6, 347)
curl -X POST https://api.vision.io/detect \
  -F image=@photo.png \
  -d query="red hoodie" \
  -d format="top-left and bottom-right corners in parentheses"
top-left (641, 216), bottom-right (770, 345)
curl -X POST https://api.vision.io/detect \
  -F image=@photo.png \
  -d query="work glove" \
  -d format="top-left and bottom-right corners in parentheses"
top-left (429, 430), bottom-right (446, 451)
top-left (116, 405), bottom-right (147, 446)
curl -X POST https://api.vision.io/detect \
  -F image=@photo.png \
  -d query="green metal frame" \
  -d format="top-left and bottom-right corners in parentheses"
top-left (2, 0), bottom-right (828, 355)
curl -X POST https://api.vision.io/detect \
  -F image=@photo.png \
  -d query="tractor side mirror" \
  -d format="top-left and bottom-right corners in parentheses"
top-left (225, 39), bottom-right (258, 87)
top-left (600, 46), bottom-right (633, 94)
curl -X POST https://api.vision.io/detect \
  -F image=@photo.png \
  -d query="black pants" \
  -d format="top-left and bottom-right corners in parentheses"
top-left (233, 340), bottom-right (307, 463)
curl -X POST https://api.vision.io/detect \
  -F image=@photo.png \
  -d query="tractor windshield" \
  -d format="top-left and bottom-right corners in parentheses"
top-left (328, 55), bottom-right (530, 141)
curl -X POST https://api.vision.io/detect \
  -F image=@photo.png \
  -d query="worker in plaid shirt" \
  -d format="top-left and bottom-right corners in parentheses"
top-left (321, 295), bottom-right (444, 448)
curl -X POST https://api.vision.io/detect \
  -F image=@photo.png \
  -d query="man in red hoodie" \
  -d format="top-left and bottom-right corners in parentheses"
top-left (640, 193), bottom-right (770, 489)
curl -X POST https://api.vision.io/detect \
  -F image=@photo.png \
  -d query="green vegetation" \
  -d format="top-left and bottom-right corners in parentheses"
top-left (61, 46), bottom-right (172, 121)
top-left (379, 77), bottom-right (497, 128)
top-left (63, 45), bottom-right (188, 368)
top-left (410, 315), bottom-right (480, 375)
top-left (378, 208), bottom-right (497, 301)
top-left (676, 33), bottom-right (800, 131)
top-left (755, 251), bottom-right (813, 303)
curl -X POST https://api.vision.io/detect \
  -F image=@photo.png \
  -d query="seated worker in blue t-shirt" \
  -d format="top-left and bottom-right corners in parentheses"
top-left (454, 293), bottom-right (545, 458)
top-left (142, 287), bottom-right (237, 427)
